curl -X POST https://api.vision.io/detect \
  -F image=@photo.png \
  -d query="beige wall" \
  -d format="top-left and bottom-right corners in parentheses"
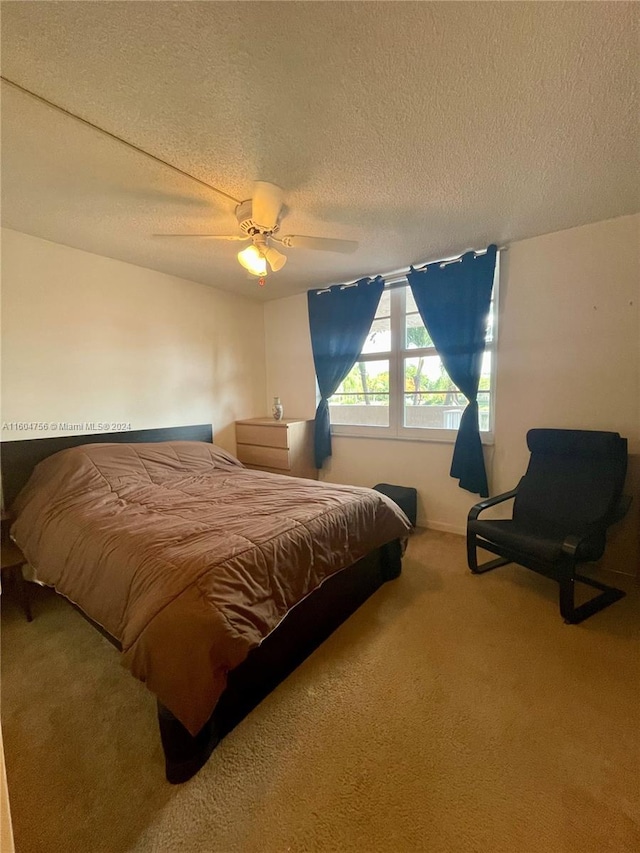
top-left (265, 292), bottom-right (317, 420)
top-left (265, 214), bottom-right (640, 548)
top-left (493, 213), bottom-right (639, 490)
top-left (0, 229), bottom-right (266, 452)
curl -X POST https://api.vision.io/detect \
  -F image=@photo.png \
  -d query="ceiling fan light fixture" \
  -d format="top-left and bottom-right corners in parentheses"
top-left (237, 244), bottom-right (267, 276)
top-left (263, 246), bottom-right (287, 272)
top-left (157, 181), bottom-right (358, 278)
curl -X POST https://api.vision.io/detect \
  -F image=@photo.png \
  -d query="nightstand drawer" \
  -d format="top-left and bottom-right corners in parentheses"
top-left (236, 423), bottom-right (289, 448)
top-left (236, 444), bottom-right (291, 470)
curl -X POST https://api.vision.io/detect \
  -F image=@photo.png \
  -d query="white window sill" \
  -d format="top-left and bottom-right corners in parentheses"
top-left (331, 428), bottom-right (495, 446)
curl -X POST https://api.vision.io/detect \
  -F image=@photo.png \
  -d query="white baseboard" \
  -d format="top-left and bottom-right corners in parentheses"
top-left (421, 519), bottom-right (466, 537)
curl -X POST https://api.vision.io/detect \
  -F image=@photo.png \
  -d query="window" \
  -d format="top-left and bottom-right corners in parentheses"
top-left (329, 282), bottom-right (496, 442)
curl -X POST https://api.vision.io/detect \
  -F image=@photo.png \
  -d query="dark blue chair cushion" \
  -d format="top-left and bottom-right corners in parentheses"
top-left (513, 429), bottom-right (627, 534)
top-left (468, 518), bottom-right (606, 563)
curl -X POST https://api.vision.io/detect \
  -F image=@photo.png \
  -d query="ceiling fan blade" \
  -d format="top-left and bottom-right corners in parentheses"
top-left (281, 235), bottom-right (358, 254)
top-left (153, 234), bottom-right (249, 240)
top-left (252, 182), bottom-right (284, 230)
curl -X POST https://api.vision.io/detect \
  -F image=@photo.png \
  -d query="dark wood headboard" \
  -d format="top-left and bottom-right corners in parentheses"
top-left (0, 424), bottom-right (213, 509)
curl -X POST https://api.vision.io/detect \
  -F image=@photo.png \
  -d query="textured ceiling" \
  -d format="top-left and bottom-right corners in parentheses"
top-left (1, 1), bottom-right (638, 301)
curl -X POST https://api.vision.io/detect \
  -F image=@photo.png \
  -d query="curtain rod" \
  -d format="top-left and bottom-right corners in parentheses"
top-left (316, 244), bottom-right (508, 293)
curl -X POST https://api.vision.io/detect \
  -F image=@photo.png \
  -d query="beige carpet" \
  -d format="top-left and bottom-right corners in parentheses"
top-left (2, 529), bottom-right (639, 853)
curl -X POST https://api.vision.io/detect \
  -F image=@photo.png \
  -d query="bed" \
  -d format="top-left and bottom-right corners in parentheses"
top-left (1, 425), bottom-right (410, 782)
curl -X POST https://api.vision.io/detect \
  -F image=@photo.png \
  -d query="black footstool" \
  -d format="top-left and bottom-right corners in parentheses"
top-left (373, 484), bottom-right (417, 526)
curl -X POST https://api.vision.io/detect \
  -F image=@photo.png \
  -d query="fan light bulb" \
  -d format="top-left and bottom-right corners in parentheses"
top-left (237, 245), bottom-right (267, 276)
top-left (263, 246), bottom-right (287, 272)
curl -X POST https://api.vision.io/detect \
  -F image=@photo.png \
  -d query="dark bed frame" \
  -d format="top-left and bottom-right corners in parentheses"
top-left (1, 425), bottom-right (402, 783)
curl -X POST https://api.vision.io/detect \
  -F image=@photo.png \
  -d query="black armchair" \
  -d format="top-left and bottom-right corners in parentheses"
top-left (467, 429), bottom-right (631, 624)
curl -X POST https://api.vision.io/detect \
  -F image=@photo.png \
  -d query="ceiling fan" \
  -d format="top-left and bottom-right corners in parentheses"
top-left (0, 79), bottom-right (357, 284)
top-left (156, 181), bottom-right (358, 279)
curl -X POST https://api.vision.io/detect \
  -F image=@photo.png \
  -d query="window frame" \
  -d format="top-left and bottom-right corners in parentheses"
top-left (329, 266), bottom-right (498, 444)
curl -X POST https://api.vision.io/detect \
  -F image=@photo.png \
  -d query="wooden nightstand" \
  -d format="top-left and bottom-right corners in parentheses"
top-left (1, 511), bottom-right (33, 622)
top-left (235, 418), bottom-right (318, 480)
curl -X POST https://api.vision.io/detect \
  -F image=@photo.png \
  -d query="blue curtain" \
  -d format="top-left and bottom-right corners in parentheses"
top-left (407, 245), bottom-right (497, 496)
top-left (308, 277), bottom-right (385, 468)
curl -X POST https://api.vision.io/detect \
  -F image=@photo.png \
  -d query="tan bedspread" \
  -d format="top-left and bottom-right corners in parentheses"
top-left (11, 441), bottom-right (410, 734)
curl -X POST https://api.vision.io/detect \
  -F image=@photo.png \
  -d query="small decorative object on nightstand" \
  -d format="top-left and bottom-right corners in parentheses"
top-left (1, 511), bottom-right (32, 621)
top-left (272, 396), bottom-right (284, 421)
top-left (235, 417), bottom-right (317, 480)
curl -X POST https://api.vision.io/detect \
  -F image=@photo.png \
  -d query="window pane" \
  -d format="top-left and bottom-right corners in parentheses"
top-left (480, 350), bottom-right (491, 384)
top-left (403, 356), bottom-right (490, 431)
top-left (405, 311), bottom-right (434, 349)
top-left (329, 360), bottom-right (389, 427)
top-left (375, 288), bottom-right (391, 319)
top-left (478, 391), bottom-right (491, 432)
top-left (362, 315), bottom-right (391, 353)
top-left (485, 301), bottom-right (494, 343)
top-left (361, 288), bottom-right (391, 353)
